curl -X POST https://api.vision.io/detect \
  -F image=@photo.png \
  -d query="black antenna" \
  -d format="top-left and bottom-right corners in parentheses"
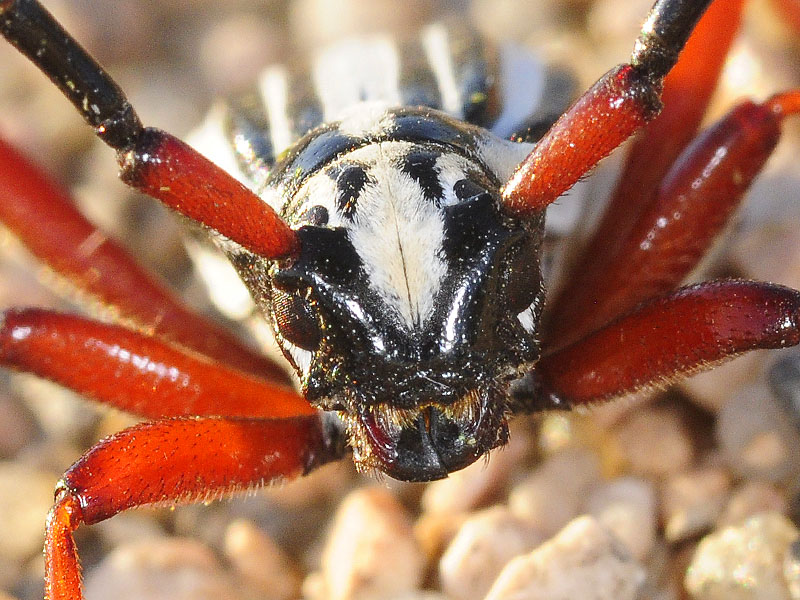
top-left (0, 0), bottom-right (142, 149)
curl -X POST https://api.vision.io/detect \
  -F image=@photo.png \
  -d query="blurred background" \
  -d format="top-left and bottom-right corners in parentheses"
top-left (0, 1), bottom-right (799, 599)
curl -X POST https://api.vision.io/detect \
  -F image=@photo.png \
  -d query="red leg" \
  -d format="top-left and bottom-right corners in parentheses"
top-left (547, 91), bottom-right (800, 346)
top-left (44, 414), bottom-right (343, 600)
top-left (501, 0), bottom-right (716, 216)
top-left (0, 308), bottom-right (313, 419)
top-left (535, 280), bottom-right (800, 407)
top-left (771, 0), bottom-right (800, 34)
top-left (0, 137), bottom-right (291, 384)
top-left (548, 0), bottom-right (744, 327)
top-left (0, 0), bottom-right (299, 260)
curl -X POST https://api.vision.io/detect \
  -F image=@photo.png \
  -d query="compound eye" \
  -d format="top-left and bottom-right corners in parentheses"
top-left (507, 261), bottom-right (540, 314)
top-left (271, 287), bottom-right (321, 351)
top-left (505, 238), bottom-right (542, 314)
top-left (453, 178), bottom-right (488, 202)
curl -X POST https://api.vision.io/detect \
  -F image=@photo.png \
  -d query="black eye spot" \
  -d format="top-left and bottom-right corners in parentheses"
top-left (302, 205), bottom-right (329, 226)
top-left (402, 150), bottom-right (444, 204)
top-left (272, 287), bottom-right (321, 351)
top-left (453, 178), bottom-right (486, 201)
top-left (505, 238), bottom-right (541, 313)
top-left (334, 164), bottom-right (369, 220)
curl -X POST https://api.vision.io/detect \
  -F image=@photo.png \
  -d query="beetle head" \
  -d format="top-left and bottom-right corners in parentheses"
top-left (266, 137), bottom-right (545, 481)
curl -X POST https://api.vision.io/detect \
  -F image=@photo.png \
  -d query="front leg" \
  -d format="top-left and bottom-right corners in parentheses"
top-left (45, 415), bottom-right (345, 600)
top-left (547, 91), bottom-right (800, 346)
top-left (501, 0), bottom-right (715, 216)
top-left (0, 308), bottom-right (313, 419)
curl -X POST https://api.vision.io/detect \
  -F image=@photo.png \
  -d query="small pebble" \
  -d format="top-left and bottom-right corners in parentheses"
top-left (316, 486), bottom-right (424, 600)
top-left (718, 481), bottom-right (788, 528)
top-left (508, 447), bottom-right (602, 537)
top-left (612, 405), bottom-right (694, 477)
top-left (716, 384), bottom-right (800, 481)
top-left (439, 505), bottom-right (543, 600)
top-left (0, 462), bottom-right (55, 562)
top-left (0, 392), bottom-right (37, 458)
top-left (662, 467), bottom-right (732, 543)
top-left (414, 511), bottom-right (468, 568)
top-left (584, 477), bottom-right (657, 560)
top-left (84, 538), bottom-right (241, 600)
top-left (223, 519), bottom-right (301, 600)
top-left (14, 374), bottom-right (100, 443)
top-left (484, 515), bottom-right (646, 600)
top-left (91, 512), bottom-right (167, 549)
top-left (769, 350), bottom-right (800, 432)
top-left (784, 540), bottom-right (800, 600)
top-left (685, 512), bottom-right (800, 600)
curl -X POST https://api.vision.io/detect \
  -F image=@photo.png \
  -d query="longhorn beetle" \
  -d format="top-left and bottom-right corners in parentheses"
top-left (1, 0), bottom-right (800, 598)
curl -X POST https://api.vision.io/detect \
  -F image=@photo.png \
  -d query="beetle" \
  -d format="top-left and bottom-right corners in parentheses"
top-left (1, 0), bottom-right (800, 598)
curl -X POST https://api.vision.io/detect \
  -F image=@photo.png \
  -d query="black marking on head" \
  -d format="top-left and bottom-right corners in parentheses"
top-left (269, 108), bottom-right (490, 218)
top-left (391, 109), bottom-right (479, 150)
top-left (331, 164), bottom-right (370, 220)
top-left (276, 226), bottom-right (363, 288)
top-left (453, 178), bottom-right (487, 201)
top-left (441, 191), bottom-right (504, 263)
top-left (401, 149), bottom-right (444, 205)
top-left (301, 204), bottom-right (329, 226)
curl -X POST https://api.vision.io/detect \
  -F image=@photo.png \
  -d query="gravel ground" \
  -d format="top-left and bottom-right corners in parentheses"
top-left (1, 1), bottom-right (800, 599)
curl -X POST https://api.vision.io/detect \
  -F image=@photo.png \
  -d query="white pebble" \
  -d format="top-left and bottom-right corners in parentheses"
top-left (584, 477), bottom-right (657, 560)
top-left (508, 447), bottom-right (601, 537)
top-left (716, 384), bottom-right (800, 481)
top-left (612, 406), bottom-right (694, 477)
top-left (685, 512), bottom-right (800, 600)
top-left (223, 519), bottom-right (301, 600)
top-left (484, 515), bottom-right (645, 600)
top-left (662, 467), bottom-right (732, 543)
top-left (718, 482), bottom-right (788, 528)
top-left (84, 537), bottom-right (241, 600)
top-left (318, 486), bottom-right (424, 600)
top-left (0, 461), bottom-right (55, 562)
top-left (439, 505), bottom-right (543, 600)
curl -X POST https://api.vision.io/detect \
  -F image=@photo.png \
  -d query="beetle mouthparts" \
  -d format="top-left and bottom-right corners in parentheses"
top-left (344, 389), bottom-right (509, 482)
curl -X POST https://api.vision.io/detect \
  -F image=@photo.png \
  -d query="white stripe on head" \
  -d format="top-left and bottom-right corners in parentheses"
top-left (344, 142), bottom-right (448, 329)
